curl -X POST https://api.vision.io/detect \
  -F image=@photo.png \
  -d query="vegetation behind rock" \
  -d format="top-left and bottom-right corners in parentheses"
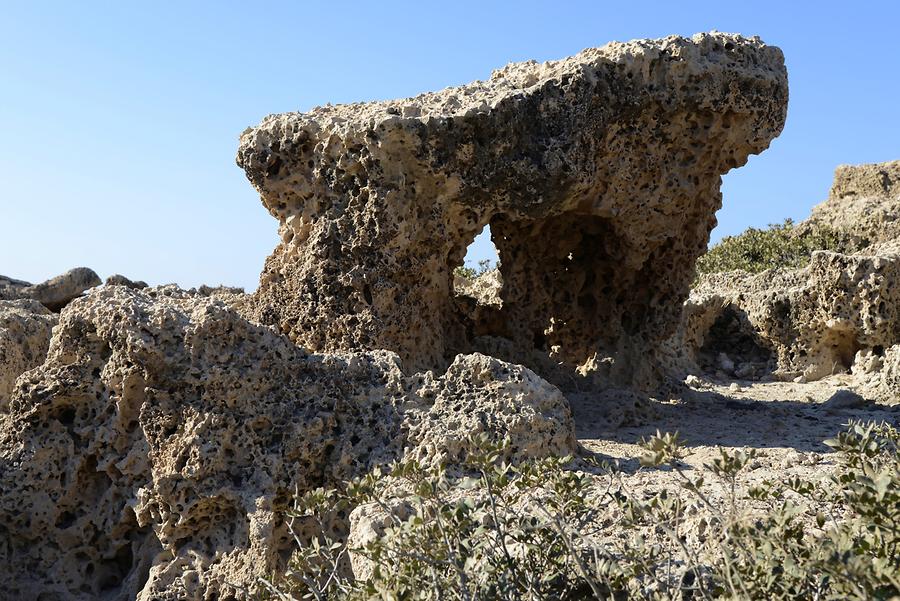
top-left (695, 219), bottom-right (862, 276)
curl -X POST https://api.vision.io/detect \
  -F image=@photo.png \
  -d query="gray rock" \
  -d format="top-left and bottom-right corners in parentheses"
top-left (105, 274), bottom-right (148, 289)
top-left (820, 389), bottom-right (868, 413)
top-left (22, 267), bottom-right (101, 310)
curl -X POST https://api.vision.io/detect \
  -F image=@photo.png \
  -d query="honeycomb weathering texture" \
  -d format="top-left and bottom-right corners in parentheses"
top-left (238, 32), bottom-right (788, 386)
top-left (671, 162), bottom-right (900, 400)
top-left (0, 286), bottom-right (574, 599)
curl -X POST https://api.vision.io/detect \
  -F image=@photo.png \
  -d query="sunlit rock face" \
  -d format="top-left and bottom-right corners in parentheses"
top-left (671, 162), bottom-right (900, 399)
top-left (0, 31), bottom-right (790, 600)
top-left (0, 286), bottom-right (574, 599)
top-left (238, 32), bottom-right (788, 388)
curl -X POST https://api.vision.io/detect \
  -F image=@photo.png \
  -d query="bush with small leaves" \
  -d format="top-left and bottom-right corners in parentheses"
top-left (262, 422), bottom-right (900, 600)
top-left (454, 259), bottom-right (497, 280)
top-left (696, 219), bottom-right (862, 276)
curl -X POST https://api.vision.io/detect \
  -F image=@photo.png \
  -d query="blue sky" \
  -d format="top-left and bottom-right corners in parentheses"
top-left (2, 1), bottom-right (898, 291)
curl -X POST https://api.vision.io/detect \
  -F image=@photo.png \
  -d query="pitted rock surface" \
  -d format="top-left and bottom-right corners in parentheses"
top-left (671, 162), bottom-right (900, 400)
top-left (0, 299), bottom-right (57, 408)
top-left (237, 32), bottom-right (788, 388)
top-left (0, 286), bottom-right (574, 599)
top-left (806, 160), bottom-right (900, 244)
top-left (675, 243), bottom-right (900, 401)
top-left (402, 352), bottom-right (575, 469)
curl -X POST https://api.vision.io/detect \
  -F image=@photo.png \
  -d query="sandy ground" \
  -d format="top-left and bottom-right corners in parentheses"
top-left (565, 374), bottom-right (899, 527)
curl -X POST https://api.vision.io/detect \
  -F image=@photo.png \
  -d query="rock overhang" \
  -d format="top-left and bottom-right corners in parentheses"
top-left (237, 32), bottom-right (788, 389)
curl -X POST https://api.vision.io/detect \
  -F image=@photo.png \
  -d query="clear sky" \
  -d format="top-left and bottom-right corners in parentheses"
top-left (2, 1), bottom-right (898, 291)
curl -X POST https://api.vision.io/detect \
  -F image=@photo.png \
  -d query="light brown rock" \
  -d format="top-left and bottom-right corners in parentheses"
top-left (238, 32), bottom-right (788, 390)
top-left (0, 286), bottom-right (574, 599)
top-left (0, 299), bottom-right (57, 409)
top-left (807, 160), bottom-right (900, 244)
top-left (673, 171), bottom-right (900, 401)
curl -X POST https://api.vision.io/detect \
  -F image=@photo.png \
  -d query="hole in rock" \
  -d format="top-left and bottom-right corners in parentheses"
top-left (699, 306), bottom-right (774, 380)
top-left (821, 326), bottom-right (862, 374)
top-left (451, 225), bottom-right (500, 302)
top-left (488, 212), bottom-right (626, 368)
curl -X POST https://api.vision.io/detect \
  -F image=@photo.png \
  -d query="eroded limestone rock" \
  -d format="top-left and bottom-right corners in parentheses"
top-left (238, 32), bottom-right (788, 389)
top-left (677, 247), bottom-right (900, 387)
top-left (0, 299), bottom-right (57, 409)
top-left (0, 286), bottom-right (574, 599)
top-left (670, 162), bottom-right (900, 401)
top-left (807, 160), bottom-right (900, 244)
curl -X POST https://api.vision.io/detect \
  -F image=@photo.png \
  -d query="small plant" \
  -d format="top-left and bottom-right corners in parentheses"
top-left (696, 219), bottom-right (862, 276)
top-left (263, 422), bottom-right (900, 600)
top-left (454, 259), bottom-right (496, 280)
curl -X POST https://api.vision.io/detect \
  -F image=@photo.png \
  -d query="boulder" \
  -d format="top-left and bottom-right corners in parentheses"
top-left (0, 286), bottom-right (574, 599)
top-left (237, 32), bottom-right (788, 389)
top-left (0, 267), bottom-right (101, 311)
top-left (105, 274), bottom-right (149, 289)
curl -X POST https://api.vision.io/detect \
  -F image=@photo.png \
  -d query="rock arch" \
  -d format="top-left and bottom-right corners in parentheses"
top-left (238, 32), bottom-right (788, 388)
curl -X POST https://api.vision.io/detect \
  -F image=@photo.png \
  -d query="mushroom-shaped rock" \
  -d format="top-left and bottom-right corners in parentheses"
top-left (238, 32), bottom-right (788, 388)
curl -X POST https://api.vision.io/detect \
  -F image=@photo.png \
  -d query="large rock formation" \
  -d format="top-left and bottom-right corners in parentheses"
top-left (0, 286), bottom-right (574, 599)
top-left (807, 160), bottom-right (900, 244)
top-left (0, 32), bottom-right (790, 599)
top-left (674, 161), bottom-right (900, 401)
top-left (238, 32), bottom-right (788, 388)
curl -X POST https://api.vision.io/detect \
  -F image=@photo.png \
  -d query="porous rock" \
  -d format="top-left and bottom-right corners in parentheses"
top-left (238, 32), bottom-right (788, 389)
top-left (807, 160), bottom-right (900, 244)
top-left (669, 162), bottom-right (900, 399)
top-left (402, 352), bottom-right (576, 469)
top-left (678, 247), bottom-right (900, 386)
top-left (673, 246), bottom-right (900, 403)
top-left (0, 299), bottom-right (57, 408)
top-left (0, 285), bottom-right (574, 599)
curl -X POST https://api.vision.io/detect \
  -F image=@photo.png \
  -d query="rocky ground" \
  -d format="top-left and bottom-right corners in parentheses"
top-left (576, 375), bottom-right (897, 506)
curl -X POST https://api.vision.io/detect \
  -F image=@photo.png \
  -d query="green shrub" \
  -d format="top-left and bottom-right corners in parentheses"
top-left (262, 422), bottom-right (900, 600)
top-left (696, 219), bottom-right (861, 275)
top-left (454, 259), bottom-right (496, 280)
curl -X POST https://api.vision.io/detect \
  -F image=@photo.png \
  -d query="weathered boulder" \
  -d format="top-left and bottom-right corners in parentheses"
top-left (0, 299), bottom-right (57, 408)
top-left (237, 32), bottom-right (788, 389)
top-left (1, 267), bottom-right (101, 311)
top-left (0, 286), bottom-right (574, 599)
top-left (402, 352), bottom-right (576, 469)
top-left (106, 274), bottom-right (149, 289)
